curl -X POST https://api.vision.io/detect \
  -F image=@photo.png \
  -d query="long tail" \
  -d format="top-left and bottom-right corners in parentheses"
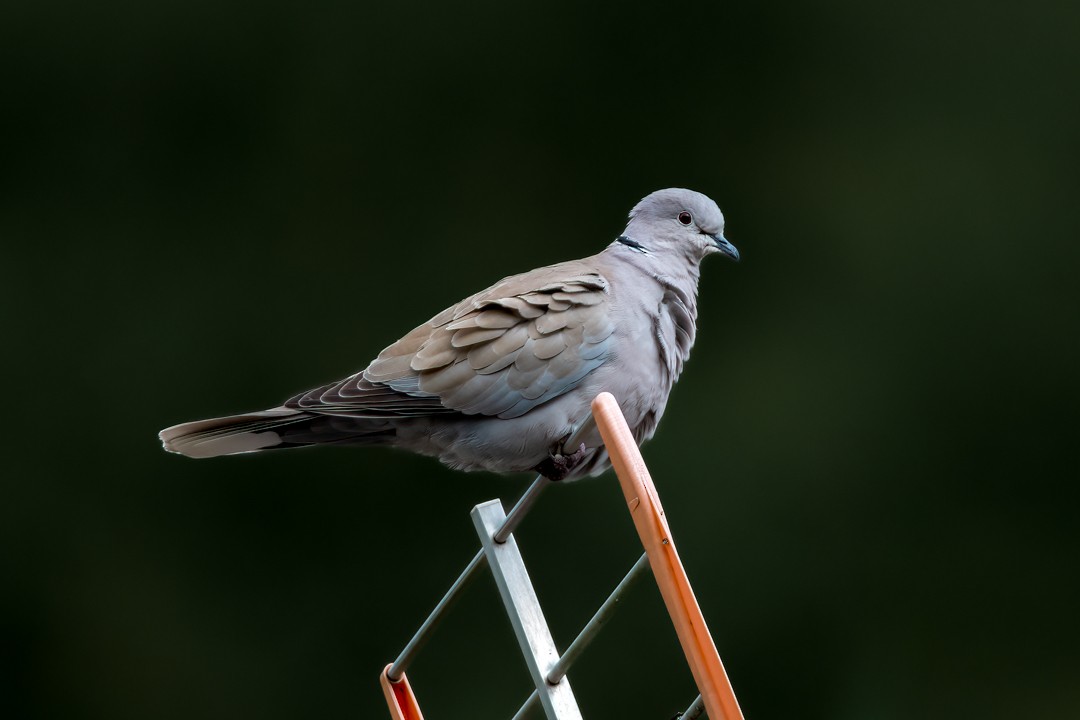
top-left (158, 407), bottom-right (394, 458)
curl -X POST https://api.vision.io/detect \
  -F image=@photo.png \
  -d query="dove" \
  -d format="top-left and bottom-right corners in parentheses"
top-left (159, 188), bottom-right (739, 481)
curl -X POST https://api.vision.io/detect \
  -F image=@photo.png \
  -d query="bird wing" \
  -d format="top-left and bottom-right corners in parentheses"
top-left (287, 262), bottom-right (616, 420)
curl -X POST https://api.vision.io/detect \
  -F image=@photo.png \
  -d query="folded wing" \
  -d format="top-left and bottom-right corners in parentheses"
top-left (288, 266), bottom-right (616, 420)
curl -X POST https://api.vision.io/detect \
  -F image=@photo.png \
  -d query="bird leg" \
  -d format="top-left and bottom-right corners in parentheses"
top-left (535, 443), bottom-right (587, 482)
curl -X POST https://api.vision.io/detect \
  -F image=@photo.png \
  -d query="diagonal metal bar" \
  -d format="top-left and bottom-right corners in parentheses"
top-left (473, 500), bottom-right (582, 720)
top-left (387, 549), bottom-right (487, 681)
top-left (548, 552), bottom-right (650, 683)
top-left (681, 694), bottom-right (707, 719)
top-left (386, 475), bottom-right (548, 682)
top-left (512, 552), bottom-right (651, 718)
top-left (510, 693), bottom-right (540, 720)
top-left (494, 475), bottom-right (551, 543)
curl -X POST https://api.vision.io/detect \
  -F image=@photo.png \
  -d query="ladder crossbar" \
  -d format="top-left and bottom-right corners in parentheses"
top-left (548, 551), bottom-right (650, 684)
top-left (494, 475), bottom-right (552, 543)
top-left (387, 550), bottom-right (487, 682)
top-left (513, 552), bottom-right (652, 719)
top-left (681, 694), bottom-right (706, 719)
top-left (509, 695), bottom-right (536, 720)
top-left (387, 475), bottom-right (548, 681)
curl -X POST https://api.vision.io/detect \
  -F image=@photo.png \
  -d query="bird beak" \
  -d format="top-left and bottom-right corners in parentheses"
top-left (711, 233), bottom-right (740, 262)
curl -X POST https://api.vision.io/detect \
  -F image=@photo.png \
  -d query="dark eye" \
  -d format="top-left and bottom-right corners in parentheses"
top-left (678, 211), bottom-right (693, 225)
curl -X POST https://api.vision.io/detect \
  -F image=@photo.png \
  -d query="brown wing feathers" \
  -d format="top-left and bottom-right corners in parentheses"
top-left (285, 272), bottom-right (614, 421)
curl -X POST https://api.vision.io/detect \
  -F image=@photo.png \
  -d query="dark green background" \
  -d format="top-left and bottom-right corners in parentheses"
top-left (3, 1), bottom-right (1078, 718)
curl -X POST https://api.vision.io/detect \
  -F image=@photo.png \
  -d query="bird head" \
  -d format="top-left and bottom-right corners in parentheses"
top-left (621, 188), bottom-right (740, 263)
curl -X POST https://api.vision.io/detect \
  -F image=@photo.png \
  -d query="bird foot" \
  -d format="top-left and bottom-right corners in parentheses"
top-left (535, 443), bottom-right (587, 482)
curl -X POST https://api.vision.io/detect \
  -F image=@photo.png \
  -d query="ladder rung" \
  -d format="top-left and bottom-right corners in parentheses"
top-left (680, 694), bottom-right (706, 719)
top-left (387, 475), bottom-right (550, 682)
top-left (513, 552), bottom-right (651, 718)
top-left (387, 550), bottom-right (487, 682)
top-left (548, 552), bottom-right (650, 684)
top-left (494, 476), bottom-right (552, 543)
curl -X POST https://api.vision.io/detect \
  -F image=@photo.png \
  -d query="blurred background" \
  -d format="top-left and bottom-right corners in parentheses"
top-left (2, 1), bottom-right (1078, 718)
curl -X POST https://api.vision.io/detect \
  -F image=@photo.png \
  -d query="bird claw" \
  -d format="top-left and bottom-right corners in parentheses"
top-left (535, 443), bottom-right (587, 482)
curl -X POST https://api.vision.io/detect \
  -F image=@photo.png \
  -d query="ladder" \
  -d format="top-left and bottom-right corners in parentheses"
top-left (379, 392), bottom-right (744, 720)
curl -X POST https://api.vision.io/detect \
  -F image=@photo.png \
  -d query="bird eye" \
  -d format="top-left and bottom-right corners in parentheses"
top-left (678, 211), bottom-right (693, 225)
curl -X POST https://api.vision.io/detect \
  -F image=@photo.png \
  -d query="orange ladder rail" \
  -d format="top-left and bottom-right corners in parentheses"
top-left (592, 391), bottom-right (743, 720)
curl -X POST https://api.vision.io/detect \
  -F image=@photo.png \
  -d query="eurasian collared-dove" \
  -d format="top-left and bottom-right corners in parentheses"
top-left (159, 188), bottom-right (739, 481)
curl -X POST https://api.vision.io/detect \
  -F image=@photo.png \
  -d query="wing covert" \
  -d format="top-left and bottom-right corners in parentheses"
top-left (288, 269), bottom-right (615, 420)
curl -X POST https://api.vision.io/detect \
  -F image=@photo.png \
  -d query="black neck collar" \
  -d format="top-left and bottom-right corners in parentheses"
top-left (616, 235), bottom-right (648, 253)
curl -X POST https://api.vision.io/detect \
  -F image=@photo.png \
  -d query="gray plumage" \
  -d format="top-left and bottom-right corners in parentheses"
top-left (159, 188), bottom-right (739, 481)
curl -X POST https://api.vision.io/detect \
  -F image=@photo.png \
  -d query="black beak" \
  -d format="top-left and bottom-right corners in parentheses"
top-left (710, 233), bottom-right (740, 262)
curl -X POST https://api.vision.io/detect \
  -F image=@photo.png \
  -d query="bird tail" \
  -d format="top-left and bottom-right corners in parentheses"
top-left (158, 407), bottom-right (322, 458)
top-left (160, 407), bottom-right (400, 458)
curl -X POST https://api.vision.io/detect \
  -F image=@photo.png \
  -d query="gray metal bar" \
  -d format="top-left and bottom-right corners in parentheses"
top-left (512, 552), bottom-right (651, 717)
top-left (387, 476), bottom-right (549, 681)
top-left (547, 552), bottom-right (650, 683)
top-left (473, 500), bottom-right (583, 720)
top-left (494, 475), bottom-right (551, 543)
top-left (386, 549), bottom-right (487, 681)
top-left (511, 691), bottom-right (540, 720)
top-left (681, 693), bottom-right (707, 719)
